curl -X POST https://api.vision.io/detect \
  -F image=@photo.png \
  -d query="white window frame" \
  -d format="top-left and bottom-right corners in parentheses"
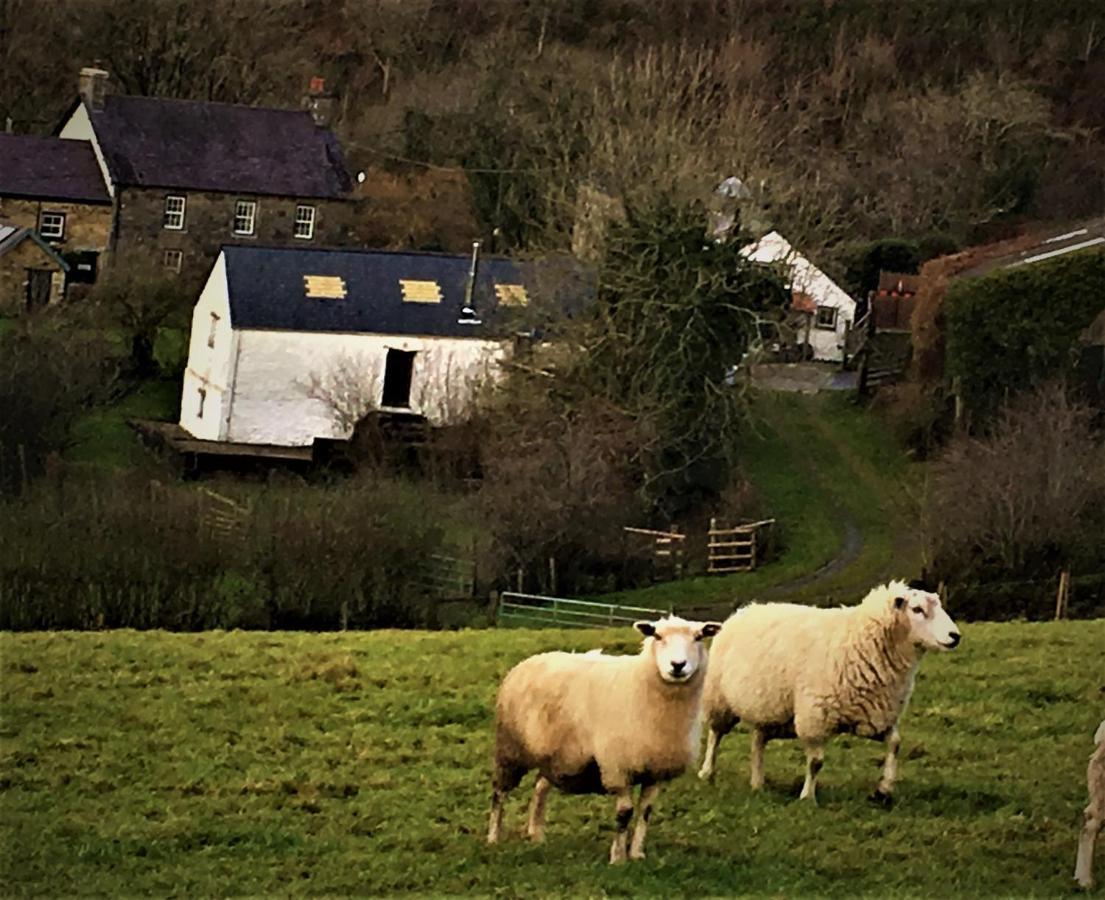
top-left (163, 249), bottom-right (183, 273)
top-left (294, 205), bottom-right (315, 240)
top-left (38, 211), bottom-right (66, 241)
top-left (815, 305), bottom-right (838, 330)
top-left (233, 199), bottom-right (257, 236)
top-left (207, 312), bottom-right (219, 348)
top-left (163, 195), bottom-right (186, 230)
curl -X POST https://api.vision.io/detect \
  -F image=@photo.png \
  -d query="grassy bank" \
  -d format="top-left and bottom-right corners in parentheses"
top-left (2, 621), bottom-right (1101, 896)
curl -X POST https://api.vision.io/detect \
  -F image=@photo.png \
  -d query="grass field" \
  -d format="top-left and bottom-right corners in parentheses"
top-left (66, 379), bottom-right (181, 468)
top-left (2, 621), bottom-right (1102, 897)
top-left (605, 391), bottom-right (923, 614)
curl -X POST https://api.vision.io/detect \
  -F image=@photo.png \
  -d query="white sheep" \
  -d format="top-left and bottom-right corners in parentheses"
top-left (698, 580), bottom-right (961, 803)
top-left (487, 615), bottom-right (722, 863)
top-left (1075, 719), bottom-right (1105, 889)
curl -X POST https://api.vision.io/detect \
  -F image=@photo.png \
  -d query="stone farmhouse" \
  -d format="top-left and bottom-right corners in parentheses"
top-left (0, 133), bottom-right (113, 302)
top-left (56, 66), bottom-right (353, 281)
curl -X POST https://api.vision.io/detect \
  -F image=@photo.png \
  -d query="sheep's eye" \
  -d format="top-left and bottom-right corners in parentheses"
top-left (911, 606), bottom-right (925, 615)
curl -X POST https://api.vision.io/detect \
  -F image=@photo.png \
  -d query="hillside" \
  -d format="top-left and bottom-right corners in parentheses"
top-left (2, 623), bottom-right (1102, 896)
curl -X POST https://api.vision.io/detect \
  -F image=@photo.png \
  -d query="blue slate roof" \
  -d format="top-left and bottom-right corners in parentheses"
top-left (0, 134), bottom-right (111, 203)
top-left (80, 95), bottom-right (351, 198)
top-left (221, 245), bottom-right (588, 338)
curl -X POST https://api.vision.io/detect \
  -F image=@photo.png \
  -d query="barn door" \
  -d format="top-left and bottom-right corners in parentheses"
top-left (25, 269), bottom-right (52, 311)
top-left (381, 349), bottom-right (416, 409)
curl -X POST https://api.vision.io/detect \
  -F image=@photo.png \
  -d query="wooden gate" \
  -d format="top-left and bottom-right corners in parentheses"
top-left (707, 518), bottom-right (775, 574)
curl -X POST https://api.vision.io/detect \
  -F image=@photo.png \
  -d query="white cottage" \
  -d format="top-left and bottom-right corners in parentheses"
top-left (740, 231), bottom-right (856, 362)
top-left (180, 245), bottom-right (547, 448)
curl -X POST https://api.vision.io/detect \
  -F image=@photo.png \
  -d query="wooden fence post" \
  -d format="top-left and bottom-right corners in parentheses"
top-left (1055, 569), bottom-right (1070, 620)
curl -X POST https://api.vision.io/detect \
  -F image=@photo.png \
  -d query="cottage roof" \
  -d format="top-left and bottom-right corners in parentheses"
top-left (221, 245), bottom-right (586, 338)
top-left (740, 231), bottom-right (855, 311)
top-left (0, 221), bottom-right (70, 269)
top-left (0, 134), bottom-right (111, 204)
top-left (76, 94), bottom-right (352, 198)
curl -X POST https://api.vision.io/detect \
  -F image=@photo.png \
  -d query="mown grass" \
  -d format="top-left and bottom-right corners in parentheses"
top-left (605, 391), bottom-right (922, 614)
top-left (2, 622), bottom-right (1102, 897)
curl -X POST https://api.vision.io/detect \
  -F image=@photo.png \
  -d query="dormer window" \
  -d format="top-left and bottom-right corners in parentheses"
top-left (163, 195), bottom-right (186, 230)
top-left (233, 200), bottom-right (257, 236)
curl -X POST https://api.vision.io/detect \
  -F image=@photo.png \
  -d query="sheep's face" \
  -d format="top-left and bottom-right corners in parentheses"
top-left (634, 617), bottom-right (723, 683)
top-left (895, 589), bottom-right (961, 651)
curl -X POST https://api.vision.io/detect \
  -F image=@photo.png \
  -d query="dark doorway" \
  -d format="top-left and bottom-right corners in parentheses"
top-left (381, 349), bottom-right (416, 408)
top-left (25, 269), bottom-right (52, 311)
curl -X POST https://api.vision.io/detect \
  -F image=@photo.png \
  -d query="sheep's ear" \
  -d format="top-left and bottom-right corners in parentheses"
top-left (635, 621), bottom-right (656, 637)
top-left (698, 622), bottom-right (722, 639)
top-left (894, 596), bottom-right (907, 610)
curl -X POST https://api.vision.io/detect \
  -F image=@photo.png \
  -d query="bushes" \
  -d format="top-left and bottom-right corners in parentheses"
top-left (945, 248), bottom-right (1105, 423)
top-left (925, 384), bottom-right (1105, 618)
top-left (0, 472), bottom-right (452, 631)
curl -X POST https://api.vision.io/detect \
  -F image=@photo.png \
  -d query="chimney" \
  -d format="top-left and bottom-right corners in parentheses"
top-left (79, 66), bottom-right (110, 111)
top-left (304, 75), bottom-right (336, 128)
top-left (458, 241), bottom-right (483, 326)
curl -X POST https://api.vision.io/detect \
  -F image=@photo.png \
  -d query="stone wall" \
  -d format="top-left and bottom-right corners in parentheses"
top-left (113, 188), bottom-right (354, 280)
top-left (0, 196), bottom-right (112, 255)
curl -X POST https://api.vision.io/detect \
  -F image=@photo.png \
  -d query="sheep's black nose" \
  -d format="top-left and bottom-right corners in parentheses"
top-left (670, 660), bottom-right (686, 674)
top-left (947, 633), bottom-right (961, 648)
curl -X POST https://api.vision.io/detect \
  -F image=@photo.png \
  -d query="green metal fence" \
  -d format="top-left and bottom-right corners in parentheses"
top-left (496, 591), bottom-right (666, 629)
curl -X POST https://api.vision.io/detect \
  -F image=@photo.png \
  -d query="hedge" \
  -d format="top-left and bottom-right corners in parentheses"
top-left (945, 248), bottom-right (1105, 422)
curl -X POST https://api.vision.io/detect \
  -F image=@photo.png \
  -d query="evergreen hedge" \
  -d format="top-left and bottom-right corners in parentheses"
top-left (945, 249), bottom-right (1105, 422)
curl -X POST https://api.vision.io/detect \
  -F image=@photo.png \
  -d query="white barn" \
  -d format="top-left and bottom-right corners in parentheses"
top-left (740, 231), bottom-right (856, 362)
top-left (180, 245), bottom-right (552, 448)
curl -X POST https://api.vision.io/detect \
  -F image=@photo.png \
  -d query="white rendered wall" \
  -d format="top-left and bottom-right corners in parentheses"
top-left (741, 231), bottom-right (856, 362)
top-left (225, 330), bottom-right (506, 446)
top-left (57, 103), bottom-right (115, 199)
top-left (180, 253), bottom-right (235, 440)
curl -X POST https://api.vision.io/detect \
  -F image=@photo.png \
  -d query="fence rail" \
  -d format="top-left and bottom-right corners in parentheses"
top-left (497, 591), bottom-right (665, 629)
top-left (707, 517), bottom-right (775, 574)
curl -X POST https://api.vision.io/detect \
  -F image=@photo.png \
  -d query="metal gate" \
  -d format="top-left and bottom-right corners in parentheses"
top-left (496, 592), bottom-right (665, 629)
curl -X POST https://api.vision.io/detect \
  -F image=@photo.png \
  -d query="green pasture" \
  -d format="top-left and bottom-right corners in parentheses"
top-left (1, 621), bottom-right (1101, 897)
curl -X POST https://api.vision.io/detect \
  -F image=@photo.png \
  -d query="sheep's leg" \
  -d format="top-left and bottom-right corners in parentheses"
top-left (698, 710), bottom-right (737, 781)
top-left (488, 761), bottom-right (524, 845)
top-left (749, 726), bottom-right (767, 791)
top-left (1075, 801), bottom-right (1101, 889)
top-left (872, 727), bottom-right (901, 805)
top-left (526, 776), bottom-right (552, 843)
top-left (487, 789), bottom-right (506, 844)
top-left (629, 783), bottom-right (660, 860)
top-left (799, 741), bottom-right (825, 803)
top-left (609, 788), bottom-right (634, 864)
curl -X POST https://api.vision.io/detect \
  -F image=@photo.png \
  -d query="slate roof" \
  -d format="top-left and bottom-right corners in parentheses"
top-left (0, 221), bottom-right (70, 269)
top-left (0, 134), bottom-right (111, 203)
top-left (221, 245), bottom-right (587, 338)
top-left (81, 95), bottom-right (352, 198)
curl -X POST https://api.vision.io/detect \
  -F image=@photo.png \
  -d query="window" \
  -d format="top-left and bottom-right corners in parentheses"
top-left (38, 211), bottom-right (66, 241)
top-left (163, 195), bottom-right (186, 230)
top-left (207, 312), bottom-right (220, 348)
top-left (233, 199), bottom-right (257, 235)
top-left (815, 305), bottom-right (838, 330)
top-left (381, 349), bottom-right (416, 409)
top-left (294, 205), bottom-right (315, 240)
top-left (197, 388), bottom-right (207, 419)
top-left (163, 249), bottom-right (183, 273)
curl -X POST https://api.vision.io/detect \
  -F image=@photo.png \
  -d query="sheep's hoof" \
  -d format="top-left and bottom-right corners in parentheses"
top-left (629, 850), bottom-right (646, 861)
top-left (868, 789), bottom-right (894, 809)
top-left (697, 767), bottom-right (713, 782)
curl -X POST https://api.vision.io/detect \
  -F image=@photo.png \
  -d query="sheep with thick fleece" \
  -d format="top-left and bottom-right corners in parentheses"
top-left (1075, 719), bottom-right (1105, 889)
top-left (487, 616), bottom-right (721, 863)
top-left (698, 581), bottom-right (960, 803)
